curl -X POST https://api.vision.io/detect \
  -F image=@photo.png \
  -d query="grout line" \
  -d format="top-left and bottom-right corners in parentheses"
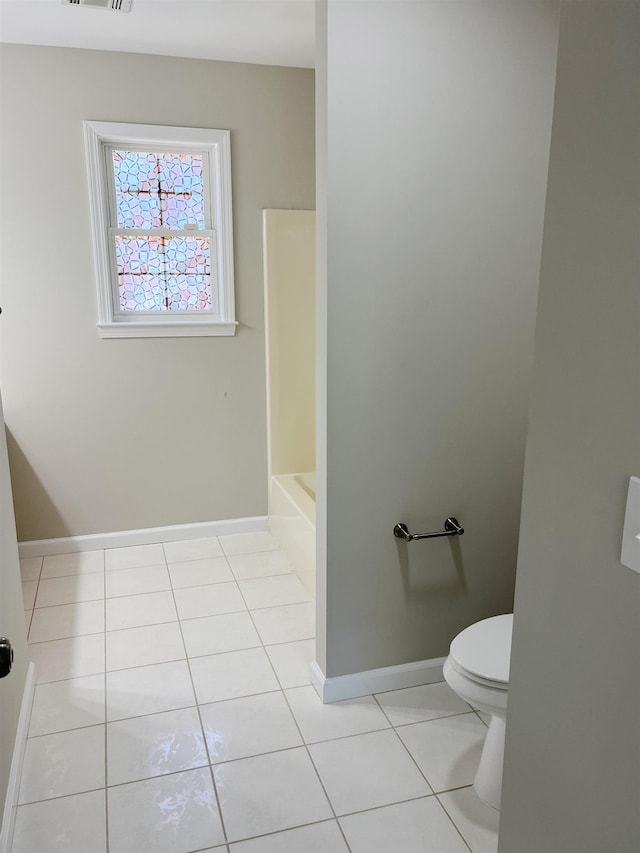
top-left (167, 548), bottom-right (230, 848)
top-left (18, 783), bottom-right (109, 809)
top-left (27, 628), bottom-right (105, 645)
top-left (31, 594), bottom-right (107, 611)
top-left (390, 709), bottom-right (483, 729)
top-left (233, 581), bottom-right (352, 852)
top-left (334, 791), bottom-right (438, 820)
top-left (435, 791), bottom-right (474, 852)
top-left (24, 558), bottom-right (44, 639)
top-left (372, 694), bottom-right (437, 795)
top-left (221, 816), bottom-right (344, 849)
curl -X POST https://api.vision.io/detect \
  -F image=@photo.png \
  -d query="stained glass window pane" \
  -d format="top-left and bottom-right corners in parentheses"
top-left (158, 154), bottom-right (205, 229)
top-left (114, 235), bottom-right (213, 313)
top-left (112, 150), bottom-right (205, 230)
top-left (112, 152), bottom-right (161, 228)
top-left (118, 275), bottom-right (166, 312)
top-left (164, 236), bottom-right (212, 311)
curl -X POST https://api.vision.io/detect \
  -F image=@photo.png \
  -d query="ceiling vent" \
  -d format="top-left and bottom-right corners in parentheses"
top-left (62, 0), bottom-right (133, 12)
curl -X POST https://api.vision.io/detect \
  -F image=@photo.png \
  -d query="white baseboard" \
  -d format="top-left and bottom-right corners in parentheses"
top-left (0, 662), bottom-right (36, 853)
top-left (18, 516), bottom-right (269, 558)
top-left (310, 656), bottom-right (446, 703)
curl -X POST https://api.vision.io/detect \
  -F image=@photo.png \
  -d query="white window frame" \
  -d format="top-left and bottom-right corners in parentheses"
top-left (84, 121), bottom-right (237, 338)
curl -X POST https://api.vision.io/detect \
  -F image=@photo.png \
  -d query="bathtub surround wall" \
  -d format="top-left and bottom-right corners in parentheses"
top-left (0, 45), bottom-right (315, 541)
top-left (499, 3), bottom-right (640, 851)
top-left (263, 209), bottom-right (316, 478)
top-left (263, 209), bottom-right (316, 593)
top-left (316, 1), bottom-right (560, 678)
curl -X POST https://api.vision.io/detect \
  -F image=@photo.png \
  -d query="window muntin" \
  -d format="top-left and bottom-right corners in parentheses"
top-left (111, 150), bottom-right (206, 230)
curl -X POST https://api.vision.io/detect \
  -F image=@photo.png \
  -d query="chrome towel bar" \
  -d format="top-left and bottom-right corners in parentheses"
top-left (393, 517), bottom-right (464, 541)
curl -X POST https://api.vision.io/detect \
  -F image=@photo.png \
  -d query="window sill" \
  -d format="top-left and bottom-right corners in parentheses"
top-left (97, 321), bottom-right (238, 339)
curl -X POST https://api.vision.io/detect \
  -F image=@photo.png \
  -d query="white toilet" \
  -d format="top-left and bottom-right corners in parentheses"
top-left (443, 613), bottom-right (513, 810)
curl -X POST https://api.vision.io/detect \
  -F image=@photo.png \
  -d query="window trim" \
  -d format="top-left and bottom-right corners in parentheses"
top-left (84, 121), bottom-right (237, 338)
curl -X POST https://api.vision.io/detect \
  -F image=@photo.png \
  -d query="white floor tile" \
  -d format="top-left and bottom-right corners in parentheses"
top-left (106, 622), bottom-right (185, 671)
top-left (35, 573), bottom-right (104, 608)
top-left (19, 532), bottom-right (504, 853)
top-left (227, 550), bottom-right (292, 580)
top-left (105, 544), bottom-right (165, 572)
top-left (42, 550), bottom-right (104, 578)
top-left (107, 706), bottom-right (207, 786)
top-left (201, 691), bottom-right (302, 763)
top-left (219, 531), bottom-right (279, 557)
top-left (266, 639), bottom-right (315, 689)
top-left (214, 747), bottom-right (332, 842)
top-left (29, 674), bottom-right (105, 736)
top-left (375, 681), bottom-right (472, 727)
top-left (397, 712), bottom-right (486, 793)
top-left (29, 634), bottom-right (105, 684)
top-left (230, 820), bottom-right (349, 853)
top-left (181, 611), bottom-right (260, 658)
top-left (340, 796), bottom-right (468, 853)
top-left (21, 580), bottom-right (38, 610)
top-left (238, 574), bottom-right (312, 609)
top-left (29, 600), bottom-right (105, 643)
top-left (107, 660), bottom-right (195, 721)
top-left (309, 730), bottom-right (431, 815)
top-left (106, 564), bottom-right (170, 598)
top-left (439, 786), bottom-right (500, 852)
top-left (286, 685), bottom-right (390, 744)
top-left (20, 556), bottom-right (43, 582)
top-left (106, 591), bottom-right (177, 631)
top-left (190, 647), bottom-right (280, 704)
top-left (174, 581), bottom-right (246, 620)
top-left (251, 602), bottom-right (315, 645)
top-left (107, 767), bottom-right (225, 853)
top-left (19, 725), bottom-right (105, 804)
top-left (168, 557), bottom-right (234, 588)
top-left (12, 790), bottom-right (106, 853)
top-left (163, 536), bottom-right (224, 562)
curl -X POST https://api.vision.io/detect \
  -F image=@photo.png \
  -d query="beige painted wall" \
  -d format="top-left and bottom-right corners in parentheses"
top-left (263, 209), bottom-right (316, 477)
top-left (317, 0), bottom-right (559, 677)
top-left (499, 3), bottom-right (640, 850)
top-left (0, 45), bottom-right (315, 541)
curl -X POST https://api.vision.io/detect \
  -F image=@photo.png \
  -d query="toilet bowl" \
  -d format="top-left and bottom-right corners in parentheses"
top-left (443, 613), bottom-right (513, 810)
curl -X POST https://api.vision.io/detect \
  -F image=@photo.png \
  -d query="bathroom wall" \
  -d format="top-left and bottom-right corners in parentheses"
top-left (316, 0), bottom-right (560, 677)
top-left (263, 209), bottom-right (316, 478)
top-left (499, 3), bottom-right (640, 850)
top-left (0, 45), bottom-right (315, 541)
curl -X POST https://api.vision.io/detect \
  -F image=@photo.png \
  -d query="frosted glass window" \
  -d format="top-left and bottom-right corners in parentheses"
top-left (84, 121), bottom-right (235, 337)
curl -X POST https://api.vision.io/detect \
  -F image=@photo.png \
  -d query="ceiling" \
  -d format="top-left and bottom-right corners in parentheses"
top-left (0, 0), bottom-right (315, 68)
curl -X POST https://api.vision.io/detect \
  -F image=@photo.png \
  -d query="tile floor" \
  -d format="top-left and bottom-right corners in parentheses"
top-left (17, 532), bottom-right (499, 853)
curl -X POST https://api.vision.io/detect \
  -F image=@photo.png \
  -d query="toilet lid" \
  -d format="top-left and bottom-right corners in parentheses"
top-left (449, 614), bottom-right (513, 685)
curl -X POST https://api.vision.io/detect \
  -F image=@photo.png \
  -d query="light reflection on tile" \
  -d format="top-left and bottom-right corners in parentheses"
top-left (107, 707), bottom-right (207, 785)
top-left (107, 767), bottom-right (224, 853)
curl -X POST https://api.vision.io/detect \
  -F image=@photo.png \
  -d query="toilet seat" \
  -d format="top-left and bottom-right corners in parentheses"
top-left (449, 614), bottom-right (513, 688)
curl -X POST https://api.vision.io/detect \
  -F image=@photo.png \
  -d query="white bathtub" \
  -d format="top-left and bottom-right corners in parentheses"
top-left (269, 472), bottom-right (315, 596)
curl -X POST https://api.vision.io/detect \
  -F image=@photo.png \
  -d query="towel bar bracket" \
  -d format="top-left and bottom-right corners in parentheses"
top-left (393, 517), bottom-right (464, 541)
